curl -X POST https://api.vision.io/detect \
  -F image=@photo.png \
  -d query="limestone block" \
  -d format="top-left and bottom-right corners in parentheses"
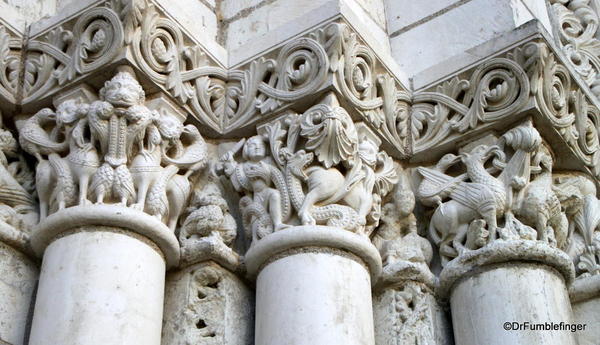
top-left (385, 0), bottom-right (459, 34)
top-left (162, 262), bottom-right (253, 345)
top-left (388, 0), bottom-right (547, 77)
top-left (0, 242), bottom-right (38, 345)
top-left (225, 0), bottom-right (390, 65)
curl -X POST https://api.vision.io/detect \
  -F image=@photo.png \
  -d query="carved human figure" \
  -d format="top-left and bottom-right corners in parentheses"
top-left (374, 175), bottom-right (433, 275)
top-left (221, 135), bottom-right (289, 242)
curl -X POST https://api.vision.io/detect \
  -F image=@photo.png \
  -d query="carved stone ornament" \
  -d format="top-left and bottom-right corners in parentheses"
top-left (416, 120), bottom-right (571, 265)
top-left (0, 112), bottom-right (36, 253)
top-left (19, 0), bottom-right (410, 157)
top-left (17, 66), bottom-right (207, 231)
top-left (549, 0), bottom-right (600, 98)
top-left (218, 92), bottom-right (398, 245)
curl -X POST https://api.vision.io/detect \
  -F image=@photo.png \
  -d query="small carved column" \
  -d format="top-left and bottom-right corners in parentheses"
top-left (0, 117), bottom-right (38, 345)
top-left (417, 122), bottom-right (579, 345)
top-left (219, 93), bottom-right (397, 345)
top-left (372, 176), bottom-right (451, 345)
top-left (161, 181), bottom-right (253, 345)
top-left (19, 67), bottom-right (208, 345)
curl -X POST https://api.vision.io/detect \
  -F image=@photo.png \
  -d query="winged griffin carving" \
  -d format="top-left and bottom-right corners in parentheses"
top-left (416, 121), bottom-right (568, 264)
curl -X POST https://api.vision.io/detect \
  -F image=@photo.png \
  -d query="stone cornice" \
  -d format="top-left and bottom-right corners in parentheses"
top-left (7, 0), bottom-right (411, 158)
top-left (410, 33), bottom-right (600, 182)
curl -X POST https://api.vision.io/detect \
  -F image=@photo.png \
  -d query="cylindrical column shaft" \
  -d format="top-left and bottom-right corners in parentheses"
top-left (256, 250), bottom-right (374, 345)
top-left (438, 241), bottom-right (577, 345)
top-left (246, 225), bottom-right (381, 345)
top-left (570, 275), bottom-right (600, 345)
top-left (28, 229), bottom-right (166, 345)
top-left (0, 241), bottom-right (38, 345)
top-left (451, 263), bottom-right (576, 345)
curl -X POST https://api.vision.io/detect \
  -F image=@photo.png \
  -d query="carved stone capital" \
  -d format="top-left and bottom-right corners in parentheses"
top-left (17, 67), bottom-right (211, 265)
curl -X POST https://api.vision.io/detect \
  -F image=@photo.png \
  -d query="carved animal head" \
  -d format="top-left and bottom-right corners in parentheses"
top-left (56, 100), bottom-right (88, 127)
top-left (461, 144), bottom-right (505, 164)
top-left (435, 153), bottom-right (460, 171)
top-left (34, 108), bottom-right (56, 123)
top-left (287, 150), bottom-right (314, 180)
top-left (99, 67), bottom-right (145, 107)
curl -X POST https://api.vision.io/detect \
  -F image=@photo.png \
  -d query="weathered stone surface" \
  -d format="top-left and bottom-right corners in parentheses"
top-left (162, 262), bottom-right (253, 345)
top-left (0, 242), bottom-right (37, 345)
top-left (0, 1), bottom-right (598, 345)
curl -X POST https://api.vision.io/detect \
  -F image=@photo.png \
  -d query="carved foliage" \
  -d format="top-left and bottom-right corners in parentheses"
top-left (0, 25), bottom-right (22, 103)
top-left (510, 41), bottom-right (600, 177)
top-left (23, 4), bottom-right (124, 103)
top-left (549, 0), bottom-right (600, 97)
top-left (17, 67), bottom-right (207, 230)
top-left (412, 57), bottom-right (530, 153)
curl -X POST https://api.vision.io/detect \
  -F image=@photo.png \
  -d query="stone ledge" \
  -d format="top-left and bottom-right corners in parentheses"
top-left (244, 225), bottom-right (382, 283)
top-left (32, 204), bottom-right (180, 268)
top-left (437, 239), bottom-right (575, 299)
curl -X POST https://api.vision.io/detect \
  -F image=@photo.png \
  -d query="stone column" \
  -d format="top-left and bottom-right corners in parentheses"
top-left (217, 93), bottom-right (397, 345)
top-left (245, 225), bottom-right (381, 345)
top-left (161, 181), bottom-right (254, 345)
top-left (0, 224), bottom-right (38, 345)
top-left (372, 175), bottom-right (452, 345)
top-left (27, 206), bottom-right (179, 345)
top-left (570, 275), bottom-right (600, 345)
top-left (438, 241), bottom-right (577, 345)
top-left (18, 67), bottom-right (209, 345)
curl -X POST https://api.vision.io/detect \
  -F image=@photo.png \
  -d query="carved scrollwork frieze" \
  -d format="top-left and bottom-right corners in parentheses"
top-left (548, 0), bottom-right (600, 98)
top-left (23, 3), bottom-right (125, 104)
top-left (413, 39), bottom-right (600, 181)
top-left (17, 0), bottom-right (410, 157)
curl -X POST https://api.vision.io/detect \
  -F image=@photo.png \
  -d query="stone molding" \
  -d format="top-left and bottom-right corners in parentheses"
top-left (244, 225), bottom-right (382, 282)
top-left (548, 0), bottom-right (600, 98)
top-left (436, 239), bottom-right (575, 299)
top-left (32, 204), bottom-right (180, 267)
top-left (412, 38), bottom-right (600, 183)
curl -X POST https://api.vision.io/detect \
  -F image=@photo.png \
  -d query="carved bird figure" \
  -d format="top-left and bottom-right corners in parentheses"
top-left (162, 125), bottom-right (207, 178)
top-left (19, 108), bottom-right (67, 161)
top-left (146, 164), bottom-right (179, 222)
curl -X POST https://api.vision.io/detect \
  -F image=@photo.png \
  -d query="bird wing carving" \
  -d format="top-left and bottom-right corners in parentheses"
top-left (88, 101), bottom-right (111, 153)
top-left (448, 182), bottom-right (495, 211)
top-left (416, 167), bottom-right (463, 199)
top-left (19, 119), bottom-right (67, 154)
top-left (0, 164), bottom-right (34, 207)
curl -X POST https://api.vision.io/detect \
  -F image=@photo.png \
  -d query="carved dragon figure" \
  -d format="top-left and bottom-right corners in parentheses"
top-left (285, 149), bottom-right (362, 231)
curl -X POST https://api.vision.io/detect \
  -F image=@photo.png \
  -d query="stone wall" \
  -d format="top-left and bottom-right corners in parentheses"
top-left (0, 1), bottom-right (597, 345)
